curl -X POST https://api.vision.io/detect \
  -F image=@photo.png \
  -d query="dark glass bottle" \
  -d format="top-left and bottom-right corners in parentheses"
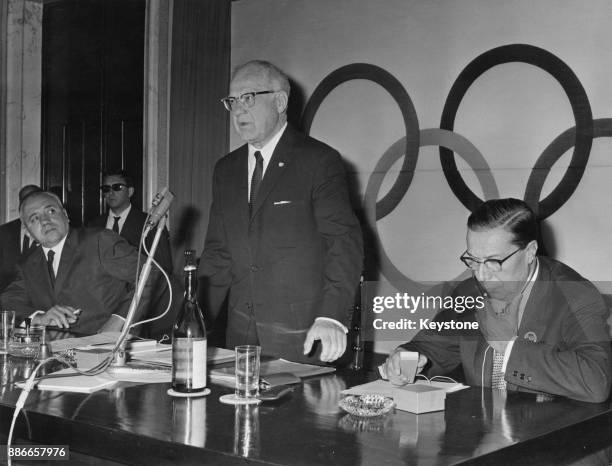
top-left (172, 250), bottom-right (207, 393)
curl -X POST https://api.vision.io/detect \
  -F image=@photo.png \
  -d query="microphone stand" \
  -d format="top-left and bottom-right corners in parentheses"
top-left (110, 215), bottom-right (168, 368)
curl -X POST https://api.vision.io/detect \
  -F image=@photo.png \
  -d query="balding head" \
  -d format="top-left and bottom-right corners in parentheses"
top-left (228, 60), bottom-right (290, 148)
top-left (231, 60), bottom-right (291, 98)
top-left (20, 191), bottom-right (69, 248)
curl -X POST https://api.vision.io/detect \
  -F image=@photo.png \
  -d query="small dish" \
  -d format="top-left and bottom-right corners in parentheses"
top-left (339, 394), bottom-right (395, 417)
top-left (9, 326), bottom-right (43, 358)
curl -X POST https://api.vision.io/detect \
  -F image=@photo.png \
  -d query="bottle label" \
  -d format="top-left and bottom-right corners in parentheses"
top-left (172, 338), bottom-right (207, 389)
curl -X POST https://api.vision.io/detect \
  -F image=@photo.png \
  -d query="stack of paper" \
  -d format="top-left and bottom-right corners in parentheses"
top-left (16, 368), bottom-right (117, 393)
top-left (210, 358), bottom-right (335, 387)
top-left (49, 332), bottom-right (123, 354)
top-left (131, 346), bottom-right (235, 367)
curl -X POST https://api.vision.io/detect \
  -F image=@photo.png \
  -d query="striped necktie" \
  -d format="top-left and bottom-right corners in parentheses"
top-left (491, 349), bottom-right (507, 390)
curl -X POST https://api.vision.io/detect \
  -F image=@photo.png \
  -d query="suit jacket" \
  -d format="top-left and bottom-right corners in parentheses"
top-left (1, 227), bottom-right (155, 334)
top-left (200, 125), bottom-right (363, 362)
top-left (403, 256), bottom-right (612, 402)
top-left (0, 219), bottom-right (36, 292)
top-left (90, 206), bottom-right (173, 273)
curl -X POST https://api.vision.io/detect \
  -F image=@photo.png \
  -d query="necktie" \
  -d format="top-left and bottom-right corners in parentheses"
top-left (112, 216), bottom-right (121, 233)
top-left (249, 151), bottom-right (263, 216)
top-left (22, 235), bottom-right (30, 254)
top-left (46, 250), bottom-right (56, 287)
top-left (491, 349), bottom-right (507, 390)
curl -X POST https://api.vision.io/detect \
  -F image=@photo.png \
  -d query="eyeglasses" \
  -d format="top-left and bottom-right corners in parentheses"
top-left (220, 90), bottom-right (277, 111)
top-left (100, 183), bottom-right (128, 193)
top-left (460, 246), bottom-right (525, 272)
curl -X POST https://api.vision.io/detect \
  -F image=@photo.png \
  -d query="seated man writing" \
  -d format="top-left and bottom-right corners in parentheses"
top-left (381, 198), bottom-right (611, 402)
top-left (1, 191), bottom-right (159, 334)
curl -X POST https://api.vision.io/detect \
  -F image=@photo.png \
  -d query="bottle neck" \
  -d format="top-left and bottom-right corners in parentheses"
top-left (184, 268), bottom-right (197, 300)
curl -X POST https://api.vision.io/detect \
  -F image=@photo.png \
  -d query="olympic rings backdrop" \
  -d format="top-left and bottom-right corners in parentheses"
top-left (299, 45), bottom-right (612, 291)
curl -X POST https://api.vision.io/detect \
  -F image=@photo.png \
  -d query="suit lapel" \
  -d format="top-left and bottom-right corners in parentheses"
top-left (250, 126), bottom-right (297, 221)
top-left (517, 262), bottom-right (549, 338)
top-left (29, 247), bottom-right (55, 298)
top-left (54, 229), bottom-right (78, 293)
top-left (121, 207), bottom-right (141, 245)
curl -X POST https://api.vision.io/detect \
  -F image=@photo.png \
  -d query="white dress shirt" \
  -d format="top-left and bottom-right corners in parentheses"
top-left (42, 234), bottom-right (68, 276)
top-left (247, 123), bottom-right (287, 201)
top-left (105, 204), bottom-right (132, 234)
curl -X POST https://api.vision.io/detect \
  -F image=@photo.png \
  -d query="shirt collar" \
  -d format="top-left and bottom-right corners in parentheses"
top-left (248, 122), bottom-right (287, 163)
top-left (42, 232), bottom-right (68, 260)
top-left (109, 203), bottom-right (132, 218)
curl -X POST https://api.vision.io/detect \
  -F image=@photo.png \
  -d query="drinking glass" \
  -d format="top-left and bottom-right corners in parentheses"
top-left (0, 310), bottom-right (15, 354)
top-left (234, 345), bottom-right (261, 399)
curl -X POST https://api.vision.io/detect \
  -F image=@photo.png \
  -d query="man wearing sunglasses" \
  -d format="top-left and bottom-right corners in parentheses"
top-left (200, 60), bottom-right (363, 364)
top-left (380, 198), bottom-right (611, 402)
top-left (90, 169), bottom-right (172, 276)
top-left (89, 169), bottom-right (173, 338)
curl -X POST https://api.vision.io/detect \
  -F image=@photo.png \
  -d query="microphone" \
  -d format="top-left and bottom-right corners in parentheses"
top-left (146, 187), bottom-right (175, 228)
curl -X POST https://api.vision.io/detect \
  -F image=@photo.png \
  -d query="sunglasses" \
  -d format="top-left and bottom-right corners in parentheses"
top-left (100, 183), bottom-right (128, 193)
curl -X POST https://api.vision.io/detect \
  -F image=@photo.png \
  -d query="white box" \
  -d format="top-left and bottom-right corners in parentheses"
top-left (392, 384), bottom-right (446, 414)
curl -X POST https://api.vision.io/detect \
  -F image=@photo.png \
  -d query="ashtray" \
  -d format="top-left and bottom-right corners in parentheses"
top-left (339, 394), bottom-right (395, 417)
top-left (9, 326), bottom-right (43, 358)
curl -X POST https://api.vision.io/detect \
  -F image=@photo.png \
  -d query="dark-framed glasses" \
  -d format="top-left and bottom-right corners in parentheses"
top-left (100, 183), bottom-right (128, 193)
top-left (460, 246), bottom-right (525, 272)
top-left (220, 90), bottom-right (277, 111)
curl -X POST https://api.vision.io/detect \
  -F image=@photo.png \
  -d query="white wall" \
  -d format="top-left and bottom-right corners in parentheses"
top-left (231, 0), bottom-right (612, 351)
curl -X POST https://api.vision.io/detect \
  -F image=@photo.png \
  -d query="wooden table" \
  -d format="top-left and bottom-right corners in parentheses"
top-left (1, 353), bottom-right (611, 465)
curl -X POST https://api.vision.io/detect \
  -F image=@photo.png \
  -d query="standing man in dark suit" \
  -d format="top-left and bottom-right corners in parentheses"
top-left (200, 60), bottom-right (363, 363)
top-left (90, 169), bottom-right (173, 274)
top-left (1, 191), bottom-right (157, 334)
top-left (0, 185), bottom-right (42, 292)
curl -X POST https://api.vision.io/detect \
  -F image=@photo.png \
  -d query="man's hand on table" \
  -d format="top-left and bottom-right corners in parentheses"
top-left (32, 305), bottom-right (81, 328)
top-left (303, 319), bottom-right (346, 363)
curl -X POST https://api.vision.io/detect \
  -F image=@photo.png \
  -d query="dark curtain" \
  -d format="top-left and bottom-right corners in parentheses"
top-left (168, 0), bottom-right (231, 271)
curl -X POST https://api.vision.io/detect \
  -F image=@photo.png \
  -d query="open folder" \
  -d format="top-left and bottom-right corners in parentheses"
top-left (210, 359), bottom-right (335, 388)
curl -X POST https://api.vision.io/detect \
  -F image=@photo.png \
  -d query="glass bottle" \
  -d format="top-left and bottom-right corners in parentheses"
top-left (172, 250), bottom-right (207, 393)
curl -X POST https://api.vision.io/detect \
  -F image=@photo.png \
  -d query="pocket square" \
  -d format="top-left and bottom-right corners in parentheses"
top-left (273, 200), bottom-right (292, 205)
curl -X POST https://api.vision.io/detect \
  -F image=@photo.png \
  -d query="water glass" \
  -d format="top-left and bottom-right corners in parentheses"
top-left (0, 310), bottom-right (15, 354)
top-left (235, 345), bottom-right (261, 399)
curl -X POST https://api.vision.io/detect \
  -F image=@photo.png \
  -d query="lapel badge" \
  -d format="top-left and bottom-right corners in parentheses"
top-left (524, 331), bottom-right (537, 342)
top-left (278, 162), bottom-right (285, 167)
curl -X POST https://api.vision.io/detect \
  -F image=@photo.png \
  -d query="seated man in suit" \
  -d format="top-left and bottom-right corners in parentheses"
top-left (1, 190), bottom-right (159, 334)
top-left (380, 198), bottom-right (611, 402)
top-left (90, 169), bottom-right (173, 274)
top-left (0, 185), bottom-right (42, 292)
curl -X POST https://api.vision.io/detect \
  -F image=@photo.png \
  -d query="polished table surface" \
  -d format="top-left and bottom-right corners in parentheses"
top-left (1, 354), bottom-right (611, 466)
